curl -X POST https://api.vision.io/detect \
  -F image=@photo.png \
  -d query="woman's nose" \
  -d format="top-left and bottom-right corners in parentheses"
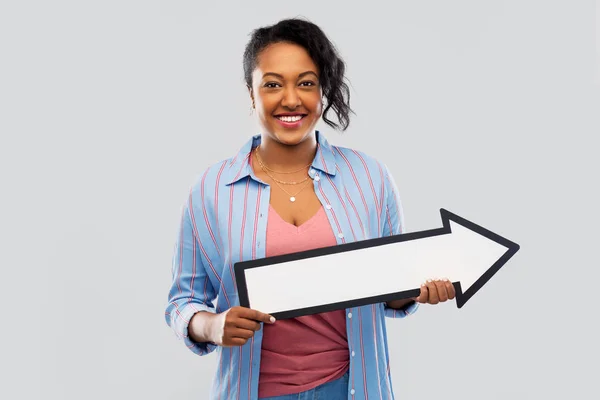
top-left (281, 86), bottom-right (301, 108)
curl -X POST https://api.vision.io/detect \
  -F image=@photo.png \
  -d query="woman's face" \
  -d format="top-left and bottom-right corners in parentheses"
top-left (250, 42), bottom-right (323, 146)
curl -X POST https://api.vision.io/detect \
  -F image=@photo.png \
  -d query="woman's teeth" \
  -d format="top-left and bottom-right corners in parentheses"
top-left (276, 115), bottom-right (304, 122)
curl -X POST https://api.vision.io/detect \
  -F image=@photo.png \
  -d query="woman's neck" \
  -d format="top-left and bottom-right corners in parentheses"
top-left (257, 133), bottom-right (317, 171)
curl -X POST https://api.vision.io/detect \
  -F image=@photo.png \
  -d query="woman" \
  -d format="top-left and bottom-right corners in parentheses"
top-left (165, 18), bottom-right (455, 400)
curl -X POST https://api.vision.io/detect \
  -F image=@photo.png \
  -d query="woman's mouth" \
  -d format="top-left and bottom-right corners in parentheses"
top-left (274, 114), bottom-right (307, 128)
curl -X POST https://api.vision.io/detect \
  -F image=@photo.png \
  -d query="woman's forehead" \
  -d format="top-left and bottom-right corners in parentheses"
top-left (255, 42), bottom-right (318, 76)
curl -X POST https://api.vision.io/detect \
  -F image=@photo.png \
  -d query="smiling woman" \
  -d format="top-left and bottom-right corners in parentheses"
top-left (164, 17), bottom-right (455, 400)
top-left (249, 41), bottom-right (324, 156)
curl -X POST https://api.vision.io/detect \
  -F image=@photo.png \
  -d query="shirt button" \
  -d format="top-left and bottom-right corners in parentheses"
top-left (325, 204), bottom-right (332, 210)
top-left (351, 351), bottom-right (355, 357)
top-left (348, 312), bottom-right (352, 319)
top-left (314, 175), bottom-right (320, 181)
top-left (350, 389), bottom-right (355, 395)
top-left (338, 232), bottom-right (344, 239)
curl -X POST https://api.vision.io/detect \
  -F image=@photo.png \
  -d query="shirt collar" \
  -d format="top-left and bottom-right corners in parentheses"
top-left (224, 130), bottom-right (337, 186)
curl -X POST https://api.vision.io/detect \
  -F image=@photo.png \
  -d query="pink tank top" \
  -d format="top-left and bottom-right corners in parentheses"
top-left (258, 205), bottom-right (350, 399)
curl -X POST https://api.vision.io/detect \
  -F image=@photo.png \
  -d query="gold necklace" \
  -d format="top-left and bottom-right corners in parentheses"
top-left (254, 147), bottom-right (312, 174)
top-left (256, 155), bottom-right (312, 202)
top-left (255, 151), bottom-right (310, 185)
top-left (270, 176), bottom-right (312, 203)
top-left (265, 172), bottom-right (310, 185)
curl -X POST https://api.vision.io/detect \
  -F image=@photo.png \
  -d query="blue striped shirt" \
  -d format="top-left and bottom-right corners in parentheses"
top-left (165, 131), bottom-right (419, 399)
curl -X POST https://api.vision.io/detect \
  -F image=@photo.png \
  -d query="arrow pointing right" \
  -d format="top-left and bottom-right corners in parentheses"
top-left (435, 208), bottom-right (521, 308)
top-left (235, 208), bottom-right (521, 319)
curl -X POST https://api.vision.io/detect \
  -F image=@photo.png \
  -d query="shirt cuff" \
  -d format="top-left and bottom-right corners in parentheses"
top-left (383, 300), bottom-right (419, 318)
top-left (171, 302), bottom-right (219, 356)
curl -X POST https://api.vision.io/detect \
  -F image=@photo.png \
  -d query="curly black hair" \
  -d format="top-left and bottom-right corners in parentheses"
top-left (243, 17), bottom-right (354, 132)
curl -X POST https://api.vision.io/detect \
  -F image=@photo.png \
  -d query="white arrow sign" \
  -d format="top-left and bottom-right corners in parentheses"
top-left (235, 208), bottom-right (520, 319)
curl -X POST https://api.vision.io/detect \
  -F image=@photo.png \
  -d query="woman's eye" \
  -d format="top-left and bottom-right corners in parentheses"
top-left (264, 81), bottom-right (316, 88)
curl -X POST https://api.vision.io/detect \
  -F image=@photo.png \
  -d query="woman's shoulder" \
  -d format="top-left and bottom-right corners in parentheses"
top-left (188, 157), bottom-right (237, 190)
top-left (330, 144), bottom-right (391, 177)
top-left (187, 136), bottom-right (256, 192)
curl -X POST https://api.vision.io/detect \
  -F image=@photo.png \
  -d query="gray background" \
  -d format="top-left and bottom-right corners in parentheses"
top-left (1, 1), bottom-right (598, 399)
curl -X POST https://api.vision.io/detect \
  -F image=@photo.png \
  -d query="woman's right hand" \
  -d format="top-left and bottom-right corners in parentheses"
top-left (190, 306), bottom-right (276, 347)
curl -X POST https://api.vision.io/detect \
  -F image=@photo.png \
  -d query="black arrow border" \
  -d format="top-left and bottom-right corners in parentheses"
top-left (234, 208), bottom-right (520, 319)
top-left (439, 209), bottom-right (520, 308)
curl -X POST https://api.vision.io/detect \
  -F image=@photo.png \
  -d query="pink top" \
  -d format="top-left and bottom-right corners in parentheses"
top-left (258, 205), bottom-right (350, 399)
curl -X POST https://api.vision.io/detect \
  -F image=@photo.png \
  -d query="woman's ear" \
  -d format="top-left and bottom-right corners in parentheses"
top-left (247, 85), bottom-right (255, 109)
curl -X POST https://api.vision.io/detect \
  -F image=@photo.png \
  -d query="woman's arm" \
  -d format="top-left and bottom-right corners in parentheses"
top-left (380, 162), bottom-right (420, 317)
top-left (386, 298), bottom-right (416, 309)
top-left (165, 194), bottom-right (219, 356)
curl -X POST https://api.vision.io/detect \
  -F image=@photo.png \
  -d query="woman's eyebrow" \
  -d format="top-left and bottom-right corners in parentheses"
top-left (262, 71), bottom-right (319, 79)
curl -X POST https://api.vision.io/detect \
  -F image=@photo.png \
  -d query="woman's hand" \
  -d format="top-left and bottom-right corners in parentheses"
top-left (190, 306), bottom-right (276, 347)
top-left (219, 306), bottom-right (276, 347)
top-left (414, 278), bottom-right (456, 304)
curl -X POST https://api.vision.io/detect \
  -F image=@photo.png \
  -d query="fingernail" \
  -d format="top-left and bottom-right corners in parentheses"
top-left (270, 316), bottom-right (276, 323)
top-left (427, 279), bottom-right (432, 283)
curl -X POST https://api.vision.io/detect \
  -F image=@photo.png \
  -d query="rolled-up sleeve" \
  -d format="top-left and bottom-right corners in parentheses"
top-left (380, 162), bottom-right (420, 318)
top-left (383, 300), bottom-right (419, 318)
top-left (165, 194), bottom-right (218, 355)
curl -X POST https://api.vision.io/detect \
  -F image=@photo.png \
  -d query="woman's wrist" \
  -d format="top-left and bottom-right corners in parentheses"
top-left (385, 298), bottom-right (416, 310)
top-left (189, 311), bottom-right (219, 343)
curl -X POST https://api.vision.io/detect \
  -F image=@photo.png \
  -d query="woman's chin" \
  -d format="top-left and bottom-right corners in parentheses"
top-left (271, 128), bottom-right (315, 146)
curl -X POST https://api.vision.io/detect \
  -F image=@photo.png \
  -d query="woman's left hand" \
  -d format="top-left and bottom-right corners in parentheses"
top-left (414, 278), bottom-right (456, 304)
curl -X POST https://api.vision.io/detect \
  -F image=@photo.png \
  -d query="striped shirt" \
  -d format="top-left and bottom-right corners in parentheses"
top-left (165, 131), bottom-right (419, 399)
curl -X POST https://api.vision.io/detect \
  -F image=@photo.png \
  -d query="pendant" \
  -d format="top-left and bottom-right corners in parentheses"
top-left (290, 196), bottom-right (296, 202)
